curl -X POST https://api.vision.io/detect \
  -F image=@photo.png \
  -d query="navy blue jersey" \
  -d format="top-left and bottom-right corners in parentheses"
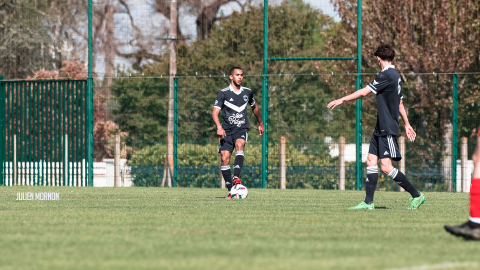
top-left (367, 65), bottom-right (403, 136)
top-left (214, 85), bottom-right (256, 133)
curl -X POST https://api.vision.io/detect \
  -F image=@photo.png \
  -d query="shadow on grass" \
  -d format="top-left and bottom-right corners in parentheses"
top-left (374, 206), bottom-right (390, 210)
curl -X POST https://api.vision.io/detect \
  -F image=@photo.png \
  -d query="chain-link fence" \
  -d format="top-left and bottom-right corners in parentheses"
top-left (3, 1), bottom-right (480, 189)
top-left (103, 73), bottom-right (480, 191)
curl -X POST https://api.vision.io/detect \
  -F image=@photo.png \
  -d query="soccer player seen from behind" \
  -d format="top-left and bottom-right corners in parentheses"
top-left (327, 44), bottom-right (426, 210)
top-left (444, 126), bottom-right (480, 240)
top-left (212, 67), bottom-right (264, 199)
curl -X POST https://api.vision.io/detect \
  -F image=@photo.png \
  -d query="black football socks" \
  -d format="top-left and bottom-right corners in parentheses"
top-left (221, 166), bottom-right (233, 191)
top-left (233, 150), bottom-right (244, 178)
top-left (388, 168), bottom-right (420, 198)
top-left (364, 166), bottom-right (378, 204)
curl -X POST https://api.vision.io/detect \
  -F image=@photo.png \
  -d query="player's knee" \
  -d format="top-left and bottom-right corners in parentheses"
top-left (221, 154), bottom-right (230, 165)
top-left (380, 164), bottom-right (393, 175)
top-left (366, 157), bottom-right (376, 167)
top-left (235, 141), bottom-right (245, 150)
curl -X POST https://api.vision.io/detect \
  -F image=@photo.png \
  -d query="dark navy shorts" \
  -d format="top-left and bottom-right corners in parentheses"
top-left (218, 129), bottom-right (248, 153)
top-left (368, 134), bottom-right (402, 161)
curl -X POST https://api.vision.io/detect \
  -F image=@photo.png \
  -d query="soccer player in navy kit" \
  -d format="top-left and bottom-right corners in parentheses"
top-left (327, 44), bottom-right (426, 210)
top-left (212, 67), bottom-right (264, 199)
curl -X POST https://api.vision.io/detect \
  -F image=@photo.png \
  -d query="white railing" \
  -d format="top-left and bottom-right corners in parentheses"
top-left (3, 160), bottom-right (86, 186)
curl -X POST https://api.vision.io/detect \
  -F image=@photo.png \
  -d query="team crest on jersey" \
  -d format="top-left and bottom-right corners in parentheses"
top-left (243, 95), bottom-right (248, 102)
top-left (215, 100), bottom-right (218, 105)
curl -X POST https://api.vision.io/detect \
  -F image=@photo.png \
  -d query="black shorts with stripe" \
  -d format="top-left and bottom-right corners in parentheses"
top-left (368, 134), bottom-right (402, 161)
top-left (218, 129), bottom-right (248, 153)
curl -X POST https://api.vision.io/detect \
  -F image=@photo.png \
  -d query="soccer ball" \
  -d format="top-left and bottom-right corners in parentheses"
top-left (230, 184), bottom-right (248, 199)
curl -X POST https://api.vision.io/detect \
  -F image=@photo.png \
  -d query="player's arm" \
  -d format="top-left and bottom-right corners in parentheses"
top-left (327, 87), bottom-right (371, 110)
top-left (251, 103), bottom-right (264, 136)
top-left (213, 92), bottom-right (227, 138)
top-left (399, 99), bottom-right (416, 142)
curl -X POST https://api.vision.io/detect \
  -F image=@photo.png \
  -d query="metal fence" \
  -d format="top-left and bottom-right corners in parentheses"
top-left (3, 1), bottom-right (480, 190)
top-left (107, 73), bottom-right (480, 191)
top-left (0, 80), bottom-right (91, 186)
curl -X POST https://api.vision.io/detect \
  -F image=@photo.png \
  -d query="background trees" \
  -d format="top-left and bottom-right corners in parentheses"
top-left (112, 1), bottom-right (353, 158)
top-left (3, 0), bottom-right (480, 166)
top-left (0, 0), bottom-right (58, 79)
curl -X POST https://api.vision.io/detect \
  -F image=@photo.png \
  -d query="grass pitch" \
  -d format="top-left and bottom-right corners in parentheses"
top-left (0, 187), bottom-right (478, 270)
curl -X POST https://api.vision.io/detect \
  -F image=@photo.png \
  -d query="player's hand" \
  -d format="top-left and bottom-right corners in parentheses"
top-left (405, 124), bottom-right (416, 142)
top-left (258, 124), bottom-right (264, 136)
top-left (327, 99), bottom-right (344, 110)
top-left (217, 127), bottom-right (226, 138)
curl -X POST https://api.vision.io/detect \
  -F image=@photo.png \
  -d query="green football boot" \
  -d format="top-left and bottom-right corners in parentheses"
top-left (408, 192), bottom-right (426, 210)
top-left (348, 201), bottom-right (375, 210)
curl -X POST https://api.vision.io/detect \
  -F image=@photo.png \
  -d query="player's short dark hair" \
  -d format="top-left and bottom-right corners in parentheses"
top-left (230, 67), bottom-right (242, 75)
top-left (374, 44), bottom-right (395, 61)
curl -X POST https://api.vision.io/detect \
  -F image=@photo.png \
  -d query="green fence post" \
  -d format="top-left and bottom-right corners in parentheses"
top-left (355, 0), bottom-right (363, 190)
top-left (173, 77), bottom-right (178, 187)
top-left (0, 76), bottom-right (4, 186)
top-left (87, 0), bottom-right (94, 186)
top-left (452, 74), bottom-right (458, 192)
top-left (261, 0), bottom-right (269, 189)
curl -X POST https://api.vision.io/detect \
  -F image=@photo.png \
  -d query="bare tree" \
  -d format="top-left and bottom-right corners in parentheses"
top-left (154, 0), bottom-right (255, 41)
top-left (326, 0), bottom-right (480, 188)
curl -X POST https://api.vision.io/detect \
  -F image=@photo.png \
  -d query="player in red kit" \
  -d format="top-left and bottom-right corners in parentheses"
top-left (445, 126), bottom-right (480, 239)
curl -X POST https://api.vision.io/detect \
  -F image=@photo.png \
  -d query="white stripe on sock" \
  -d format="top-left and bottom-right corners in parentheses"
top-left (236, 150), bottom-right (244, 156)
top-left (367, 166), bottom-right (378, 174)
top-left (469, 217), bottom-right (480, 224)
top-left (388, 168), bottom-right (399, 179)
top-left (221, 166), bottom-right (230, 170)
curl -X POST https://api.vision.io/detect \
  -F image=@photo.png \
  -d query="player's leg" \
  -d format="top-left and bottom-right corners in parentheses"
top-left (379, 135), bottom-right (425, 209)
top-left (469, 134), bottom-right (480, 228)
top-left (218, 135), bottom-right (235, 198)
top-left (232, 130), bottom-right (247, 185)
top-left (379, 158), bottom-right (419, 198)
top-left (445, 130), bottom-right (480, 239)
top-left (220, 150), bottom-right (233, 195)
top-left (233, 139), bottom-right (246, 181)
top-left (348, 134), bottom-right (378, 210)
top-left (364, 153), bottom-right (379, 205)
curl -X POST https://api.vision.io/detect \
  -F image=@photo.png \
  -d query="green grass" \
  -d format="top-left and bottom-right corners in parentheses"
top-left (0, 187), bottom-right (478, 270)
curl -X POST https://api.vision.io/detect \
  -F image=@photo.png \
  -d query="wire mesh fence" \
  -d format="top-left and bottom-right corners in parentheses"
top-left (2, 0), bottom-right (480, 190)
top-left (99, 73), bottom-right (480, 191)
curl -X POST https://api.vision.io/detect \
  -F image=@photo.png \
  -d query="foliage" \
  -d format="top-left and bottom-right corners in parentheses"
top-left (111, 76), bottom-right (170, 152)
top-left (113, 2), bottom-right (354, 152)
top-left (130, 142), bottom-right (336, 166)
top-left (324, 0), bottom-right (480, 168)
top-left (0, 0), bottom-right (59, 79)
top-left (26, 58), bottom-right (86, 80)
top-left (145, 1), bottom-right (335, 75)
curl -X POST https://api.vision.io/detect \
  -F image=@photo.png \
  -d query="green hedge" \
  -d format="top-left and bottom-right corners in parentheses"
top-left (130, 142), bottom-right (337, 166)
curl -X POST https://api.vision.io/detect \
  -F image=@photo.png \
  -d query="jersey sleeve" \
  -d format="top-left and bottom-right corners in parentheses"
top-left (214, 91), bottom-right (224, 109)
top-left (249, 91), bottom-right (256, 107)
top-left (367, 72), bottom-right (388, 94)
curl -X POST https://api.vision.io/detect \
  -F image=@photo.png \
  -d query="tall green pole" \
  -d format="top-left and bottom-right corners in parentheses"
top-left (0, 76), bottom-right (4, 186)
top-left (452, 74), bottom-right (458, 191)
top-left (261, 0), bottom-right (269, 189)
top-left (355, 0), bottom-right (363, 190)
top-left (87, 0), bottom-right (94, 186)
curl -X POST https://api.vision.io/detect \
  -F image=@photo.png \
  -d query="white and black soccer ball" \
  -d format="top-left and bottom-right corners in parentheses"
top-left (230, 184), bottom-right (248, 199)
